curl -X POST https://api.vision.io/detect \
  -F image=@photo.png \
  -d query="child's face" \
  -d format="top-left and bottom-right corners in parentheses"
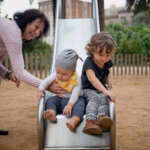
top-left (92, 47), bottom-right (112, 67)
top-left (56, 67), bottom-right (74, 81)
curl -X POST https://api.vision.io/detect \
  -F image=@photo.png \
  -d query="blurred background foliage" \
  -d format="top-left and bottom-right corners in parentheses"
top-left (23, 39), bottom-right (53, 54)
top-left (106, 23), bottom-right (150, 54)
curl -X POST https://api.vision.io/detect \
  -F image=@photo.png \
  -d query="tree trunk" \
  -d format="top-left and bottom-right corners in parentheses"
top-left (53, 0), bottom-right (56, 26)
top-left (98, 0), bottom-right (105, 31)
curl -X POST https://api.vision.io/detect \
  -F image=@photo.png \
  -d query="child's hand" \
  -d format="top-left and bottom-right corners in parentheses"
top-left (47, 80), bottom-right (66, 95)
top-left (9, 73), bottom-right (20, 88)
top-left (105, 90), bottom-right (116, 102)
top-left (106, 78), bottom-right (112, 89)
top-left (107, 80), bottom-right (112, 89)
top-left (37, 90), bottom-right (45, 100)
top-left (63, 103), bottom-right (73, 117)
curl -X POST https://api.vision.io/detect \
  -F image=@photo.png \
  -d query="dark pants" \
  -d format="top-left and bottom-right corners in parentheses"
top-left (45, 96), bottom-right (86, 120)
top-left (0, 130), bottom-right (8, 135)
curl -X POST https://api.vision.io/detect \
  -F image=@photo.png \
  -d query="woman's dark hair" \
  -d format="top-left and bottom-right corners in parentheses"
top-left (13, 9), bottom-right (49, 39)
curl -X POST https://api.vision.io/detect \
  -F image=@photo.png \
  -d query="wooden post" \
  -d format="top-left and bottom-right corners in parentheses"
top-left (35, 53), bottom-right (38, 77)
top-left (120, 54), bottom-right (123, 75)
top-left (116, 54), bottom-right (119, 76)
top-left (44, 53), bottom-right (47, 77)
top-left (124, 54), bottom-right (127, 75)
top-left (25, 53), bottom-right (28, 70)
top-left (98, 0), bottom-right (105, 31)
top-left (112, 55), bottom-right (115, 76)
top-left (40, 53), bottom-right (43, 79)
top-left (132, 54), bottom-right (135, 75)
top-left (137, 54), bottom-right (139, 75)
top-left (30, 53), bottom-right (33, 74)
top-left (128, 54), bottom-right (131, 75)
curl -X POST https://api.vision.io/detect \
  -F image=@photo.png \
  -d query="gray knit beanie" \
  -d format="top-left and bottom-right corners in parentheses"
top-left (55, 49), bottom-right (81, 70)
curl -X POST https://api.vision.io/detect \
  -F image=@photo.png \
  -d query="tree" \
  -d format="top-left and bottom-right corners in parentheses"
top-left (126, 0), bottom-right (150, 15)
top-left (133, 11), bottom-right (150, 27)
top-left (98, 0), bottom-right (105, 31)
top-left (106, 23), bottom-right (150, 54)
top-left (23, 39), bottom-right (53, 54)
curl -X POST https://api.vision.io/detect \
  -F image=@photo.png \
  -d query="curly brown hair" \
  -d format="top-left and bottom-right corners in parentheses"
top-left (86, 32), bottom-right (117, 57)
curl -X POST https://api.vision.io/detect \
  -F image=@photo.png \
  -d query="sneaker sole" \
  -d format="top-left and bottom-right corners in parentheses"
top-left (99, 117), bottom-right (113, 131)
top-left (83, 127), bottom-right (102, 135)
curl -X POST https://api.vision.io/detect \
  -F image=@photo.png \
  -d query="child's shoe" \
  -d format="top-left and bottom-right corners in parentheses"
top-left (83, 120), bottom-right (102, 135)
top-left (97, 115), bottom-right (112, 132)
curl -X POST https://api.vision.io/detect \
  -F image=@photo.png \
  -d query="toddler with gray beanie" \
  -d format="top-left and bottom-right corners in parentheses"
top-left (38, 49), bottom-right (86, 132)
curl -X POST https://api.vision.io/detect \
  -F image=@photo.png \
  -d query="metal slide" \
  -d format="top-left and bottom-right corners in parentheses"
top-left (37, 0), bottom-right (116, 150)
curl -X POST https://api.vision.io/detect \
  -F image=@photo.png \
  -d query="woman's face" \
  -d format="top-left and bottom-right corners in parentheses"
top-left (22, 18), bottom-right (45, 40)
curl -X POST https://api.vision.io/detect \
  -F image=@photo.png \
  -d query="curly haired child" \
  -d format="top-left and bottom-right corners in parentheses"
top-left (81, 32), bottom-right (117, 135)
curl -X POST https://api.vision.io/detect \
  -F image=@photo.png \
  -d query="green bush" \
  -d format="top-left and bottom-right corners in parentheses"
top-left (22, 39), bottom-right (53, 70)
top-left (23, 39), bottom-right (53, 54)
top-left (106, 23), bottom-right (150, 54)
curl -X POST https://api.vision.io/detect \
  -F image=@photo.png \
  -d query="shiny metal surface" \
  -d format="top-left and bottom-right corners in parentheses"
top-left (37, 0), bottom-right (116, 150)
top-left (56, 18), bottom-right (96, 75)
top-left (44, 148), bottom-right (110, 150)
top-left (92, 0), bottom-right (100, 32)
top-left (51, 0), bottom-right (100, 74)
top-left (109, 101), bottom-right (115, 121)
top-left (45, 115), bottom-right (110, 148)
top-left (37, 97), bottom-right (45, 150)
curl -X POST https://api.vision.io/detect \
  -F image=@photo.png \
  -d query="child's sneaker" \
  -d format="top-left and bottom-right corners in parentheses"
top-left (83, 120), bottom-right (102, 135)
top-left (98, 115), bottom-right (112, 132)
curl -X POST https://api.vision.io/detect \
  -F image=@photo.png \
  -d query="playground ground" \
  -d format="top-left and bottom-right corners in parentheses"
top-left (0, 76), bottom-right (150, 150)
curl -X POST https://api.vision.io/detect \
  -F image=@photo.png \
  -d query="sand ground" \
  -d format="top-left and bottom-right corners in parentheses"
top-left (0, 76), bottom-right (150, 150)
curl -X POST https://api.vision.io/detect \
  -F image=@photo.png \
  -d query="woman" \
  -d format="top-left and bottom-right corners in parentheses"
top-left (0, 8), bottom-right (64, 92)
top-left (0, 9), bottom-right (64, 135)
top-left (0, 9), bottom-right (49, 87)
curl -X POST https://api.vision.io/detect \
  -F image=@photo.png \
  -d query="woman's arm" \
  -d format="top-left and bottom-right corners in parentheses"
top-left (38, 72), bottom-right (56, 91)
top-left (5, 41), bottom-right (42, 87)
top-left (37, 72), bottom-right (56, 99)
top-left (0, 19), bottom-right (41, 87)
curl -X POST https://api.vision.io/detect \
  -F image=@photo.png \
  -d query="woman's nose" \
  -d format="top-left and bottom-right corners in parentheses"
top-left (34, 29), bottom-right (40, 37)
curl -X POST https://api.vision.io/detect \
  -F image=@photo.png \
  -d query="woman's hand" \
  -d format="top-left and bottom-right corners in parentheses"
top-left (46, 80), bottom-right (66, 95)
top-left (37, 90), bottom-right (45, 100)
top-left (63, 102), bottom-right (73, 117)
top-left (9, 73), bottom-right (20, 88)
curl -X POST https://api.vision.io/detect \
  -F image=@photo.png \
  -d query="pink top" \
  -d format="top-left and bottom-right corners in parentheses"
top-left (0, 17), bottom-right (42, 87)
